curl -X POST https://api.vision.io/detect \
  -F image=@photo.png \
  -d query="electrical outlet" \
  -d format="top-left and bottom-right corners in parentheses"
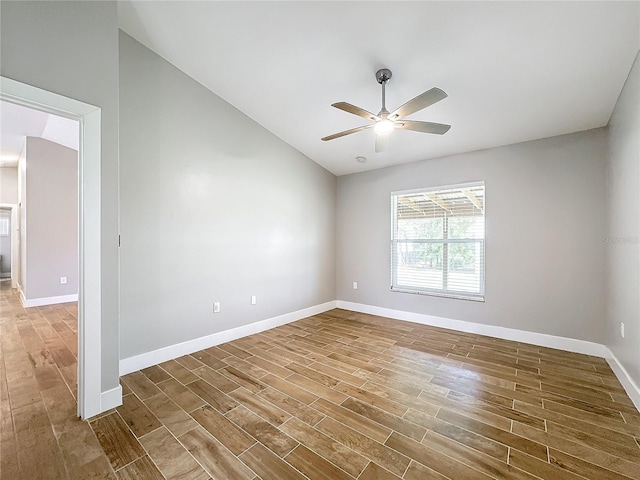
top-left (251, 295), bottom-right (257, 305)
top-left (60, 276), bottom-right (67, 285)
top-left (213, 302), bottom-right (220, 313)
top-left (352, 281), bottom-right (358, 290)
top-left (621, 322), bottom-right (625, 338)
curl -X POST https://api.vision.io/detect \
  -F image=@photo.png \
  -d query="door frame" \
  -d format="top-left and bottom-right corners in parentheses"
top-left (0, 204), bottom-right (18, 289)
top-left (1, 76), bottom-right (103, 419)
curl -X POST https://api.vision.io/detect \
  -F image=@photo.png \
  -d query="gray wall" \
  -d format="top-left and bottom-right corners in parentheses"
top-left (119, 32), bottom-right (336, 359)
top-left (22, 137), bottom-right (78, 300)
top-left (0, 167), bottom-right (18, 204)
top-left (1, 1), bottom-right (120, 391)
top-left (606, 52), bottom-right (640, 386)
top-left (337, 129), bottom-right (607, 343)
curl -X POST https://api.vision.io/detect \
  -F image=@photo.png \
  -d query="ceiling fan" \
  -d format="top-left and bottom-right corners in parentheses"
top-left (321, 68), bottom-right (451, 153)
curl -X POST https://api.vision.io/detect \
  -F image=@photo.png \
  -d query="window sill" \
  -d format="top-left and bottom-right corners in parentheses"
top-left (391, 287), bottom-right (485, 302)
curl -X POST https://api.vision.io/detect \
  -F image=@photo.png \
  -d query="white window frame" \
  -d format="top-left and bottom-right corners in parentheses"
top-left (390, 181), bottom-right (485, 301)
top-left (0, 216), bottom-right (9, 236)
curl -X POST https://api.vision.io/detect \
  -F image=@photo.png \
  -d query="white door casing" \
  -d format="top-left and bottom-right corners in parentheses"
top-left (1, 76), bottom-right (103, 419)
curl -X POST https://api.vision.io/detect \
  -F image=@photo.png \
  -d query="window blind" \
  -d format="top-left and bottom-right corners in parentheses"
top-left (391, 182), bottom-right (485, 301)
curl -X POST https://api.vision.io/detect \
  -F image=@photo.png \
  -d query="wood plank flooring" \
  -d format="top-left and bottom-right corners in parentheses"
top-left (0, 281), bottom-right (114, 479)
top-left (1, 281), bottom-right (639, 479)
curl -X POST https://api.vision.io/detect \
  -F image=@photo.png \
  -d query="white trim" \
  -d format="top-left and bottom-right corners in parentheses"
top-left (100, 384), bottom-right (123, 412)
top-left (78, 107), bottom-right (103, 419)
top-left (336, 301), bottom-right (608, 358)
top-left (604, 348), bottom-right (640, 411)
top-left (120, 301), bottom-right (336, 376)
top-left (21, 293), bottom-right (78, 308)
top-left (0, 203), bottom-right (19, 289)
top-left (1, 76), bottom-right (103, 420)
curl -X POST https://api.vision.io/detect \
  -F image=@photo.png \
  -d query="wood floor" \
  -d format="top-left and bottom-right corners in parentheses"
top-left (1, 282), bottom-right (639, 479)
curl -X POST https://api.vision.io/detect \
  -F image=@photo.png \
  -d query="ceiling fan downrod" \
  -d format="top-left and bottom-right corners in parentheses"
top-left (376, 68), bottom-right (392, 116)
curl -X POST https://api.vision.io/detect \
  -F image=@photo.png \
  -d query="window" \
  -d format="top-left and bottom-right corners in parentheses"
top-left (391, 182), bottom-right (485, 300)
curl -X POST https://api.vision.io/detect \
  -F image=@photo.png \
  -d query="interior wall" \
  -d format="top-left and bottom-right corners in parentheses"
top-left (118, 32), bottom-right (336, 359)
top-left (606, 51), bottom-right (640, 387)
top-left (1, 0), bottom-right (120, 391)
top-left (0, 167), bottom-right (18, 204)
top-left (21, 137), bottom-right (78, 300)
top-left (337, 128), bottom-right (607, 343)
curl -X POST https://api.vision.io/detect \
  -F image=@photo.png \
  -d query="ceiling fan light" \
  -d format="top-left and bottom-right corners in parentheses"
top-left (374, 119), bottom-right (394, 135)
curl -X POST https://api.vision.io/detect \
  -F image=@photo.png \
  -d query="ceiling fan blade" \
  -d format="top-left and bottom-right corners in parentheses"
top-left (332, 102), bottom-right (379, 121)
top-left (397, 120), bottom-right (451, 135)
top-left (321, 124), bottom-right (373, 141)
top-left (389, 87), bottom-right (447, 119)
top-left (375, 133), bottom-right (389, 153)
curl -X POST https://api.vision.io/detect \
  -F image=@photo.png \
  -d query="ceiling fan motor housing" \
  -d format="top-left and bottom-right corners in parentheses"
top-left (376, 68), bottom-right (392, 84)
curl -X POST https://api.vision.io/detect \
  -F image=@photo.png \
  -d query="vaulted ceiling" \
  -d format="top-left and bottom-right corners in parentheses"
top-left (118, 1), bottom-right (639, 176)
top-left (2, 2), bottom-right (637, 175)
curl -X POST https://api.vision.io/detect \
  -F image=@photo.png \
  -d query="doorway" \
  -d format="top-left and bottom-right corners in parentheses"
top-left (1, 76), bottom-right (103, 419)
top-left (0, 207), bottom-right (11, 281)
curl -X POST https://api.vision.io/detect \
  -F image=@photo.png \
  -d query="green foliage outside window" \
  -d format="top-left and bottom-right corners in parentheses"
top-left (397, 216), bottom-right (480, 271)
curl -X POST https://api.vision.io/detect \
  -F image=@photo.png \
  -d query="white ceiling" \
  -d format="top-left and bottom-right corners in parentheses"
top-left (3, 3), bottom-right (636, 175)
top-left (118, 1), bottom-right (639, 176)
top-left (0, 101), bottom-right (79, 167)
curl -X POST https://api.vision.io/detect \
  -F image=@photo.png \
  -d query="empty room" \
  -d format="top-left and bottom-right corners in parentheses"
top-left (1, 1), bottom-right (639, 479)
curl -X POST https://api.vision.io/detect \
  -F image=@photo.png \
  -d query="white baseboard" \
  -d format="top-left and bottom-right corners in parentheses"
top-left (100, 385), bottom-right (123, 411)
top-left (336, 301), bottom-right (608, 358)
top-left (20, 293), bottom-right (78, 308)
top-left (117, 297), bottom-right (639, 413)
top-left (604, 349), bottom-right (640, 411)
top-left (120, 301), bottom-right (337, 376)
